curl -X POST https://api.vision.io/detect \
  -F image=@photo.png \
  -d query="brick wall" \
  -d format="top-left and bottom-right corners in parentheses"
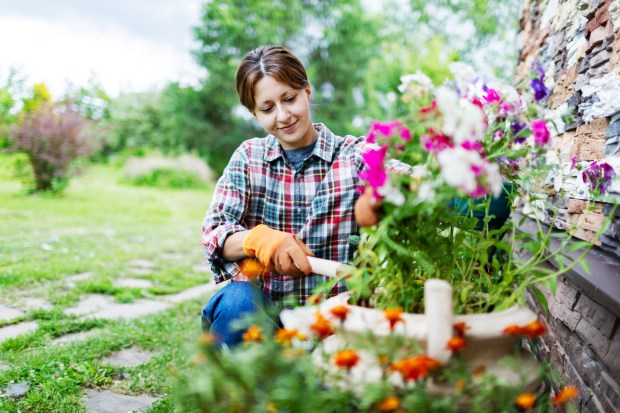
top-left (517, 1), bottom-right (620, 411)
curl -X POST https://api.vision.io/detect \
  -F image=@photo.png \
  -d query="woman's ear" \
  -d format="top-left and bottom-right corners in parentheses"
top-left (305, 85), bottom-right (312, 101)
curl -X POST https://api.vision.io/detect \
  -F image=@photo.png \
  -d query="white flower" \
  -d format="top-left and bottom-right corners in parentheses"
top-left (377, 179), bottom-right (405, 206)
top-left (417, 181), bottom-right (436, 202)
top-left (398, 71), bottom-right (434, 93)
top-left (438, 146), bottom-right (480, 194)
top-left (449, 62), bottom-right (477, 94)
top-left (435, 86), bottom-right (486, 143)
top-left (437, 147), bottom-right (502, 197)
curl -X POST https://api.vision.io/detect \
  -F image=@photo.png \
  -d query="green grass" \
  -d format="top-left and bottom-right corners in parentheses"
top-left (0, 154), bottom-right (215, 412)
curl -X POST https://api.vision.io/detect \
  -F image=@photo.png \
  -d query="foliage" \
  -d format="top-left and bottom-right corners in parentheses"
top-left (8, 100), bottom-right (97, 192)
top-left (339, 64), bottom-right (617, 314)
top-left (177, 314), bottom-right (568, 412)
top-left (122, 154), bottom-right (212, 189)
top-left (0, 68), bottom-right (26, 149)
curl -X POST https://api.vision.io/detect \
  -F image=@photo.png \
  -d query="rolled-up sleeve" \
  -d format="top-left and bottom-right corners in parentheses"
top-left (202, 145), bottom-right (251, 283)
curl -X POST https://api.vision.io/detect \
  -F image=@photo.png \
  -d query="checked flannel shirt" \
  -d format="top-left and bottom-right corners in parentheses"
top-left (201, 123), bottom-right (373, 306)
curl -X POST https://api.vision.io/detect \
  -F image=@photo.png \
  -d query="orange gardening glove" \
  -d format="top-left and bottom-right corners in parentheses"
top-left (355, 186), bottom-right (382, 227)
top-left (243, 224), bottom-right (314, 277)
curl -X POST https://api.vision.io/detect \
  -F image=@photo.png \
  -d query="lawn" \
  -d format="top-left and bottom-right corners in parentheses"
top-left (0, 153), bottom-right (215, 412)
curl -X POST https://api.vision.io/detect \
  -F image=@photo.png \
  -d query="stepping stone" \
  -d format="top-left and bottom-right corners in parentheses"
top-left (64, 294), bottom-right (112, 316)
top-left (84, 300), bottom-right (170, 321)
top-left (128, 259), bottom-right (156, 268)
top-left (83, 389), bottom-right (158, 413)
top-left (65, 272), bottom-right (94, 288)
top-left (161, 252), bottom-right (184, 260)
top-left (1, 382), bottom-right (29, 399)
top-left (161, 281), bottom-right (217, 304)
top-left (0, 322), bottom-right (38, 343)
top-left (22, 297), bottom-right (53, 311)
top-left (51, 329), bottom-right (100, 345)
top-left (129, 268), bottom-right (153, 276)
top-left (113, 278), bottom-right (154, 289)
top-left (102, 348), bottom-right (154, 367)
top-left (0, 306), bottom-right (25, 322)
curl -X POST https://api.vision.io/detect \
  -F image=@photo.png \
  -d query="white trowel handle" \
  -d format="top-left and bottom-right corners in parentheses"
top-left (307, 256), bottom-right (355, 279)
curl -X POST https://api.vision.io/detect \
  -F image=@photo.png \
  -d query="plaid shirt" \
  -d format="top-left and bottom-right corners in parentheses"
top-left (202, 123), bottom-right (371, 306)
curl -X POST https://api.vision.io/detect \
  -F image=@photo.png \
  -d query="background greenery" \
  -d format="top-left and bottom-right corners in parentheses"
top-left (1, 0), bottom-right (521, 177)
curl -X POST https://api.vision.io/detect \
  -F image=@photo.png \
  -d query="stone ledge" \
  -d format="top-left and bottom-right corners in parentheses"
top-left (516, 213), bottom-right (620, 318)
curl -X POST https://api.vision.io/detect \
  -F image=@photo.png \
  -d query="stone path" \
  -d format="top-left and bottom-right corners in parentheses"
top-left (83, 389), bottom-right (158, 413)
top-left (0, 261), bottom-right (217, 411)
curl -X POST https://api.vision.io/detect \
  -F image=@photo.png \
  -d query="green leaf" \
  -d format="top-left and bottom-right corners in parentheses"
top-left (579, 259), bottom-right (591, 275)
top-left (548, 275), bottom-right (558, 295)
top-left (530, 285), bottom-right (548, 312)
top-left (565, 240), bottom-right (592, 253)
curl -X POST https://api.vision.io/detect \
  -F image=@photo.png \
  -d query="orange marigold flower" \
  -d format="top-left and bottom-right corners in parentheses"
top-left (199, 332), bottom-right (215, 345)
top-left (455, 379), bottom-right (466, 390)
top-left (453, 321), bottom-right (470, 337)
top-left (389, 355), bottom-right (440, 381)
top-left (377, 396), bottom-right (400, 411)
top-left (333, 349), bottom-right (361, 370)
top-left (274, 328), bottom-right (305, 346)
top-left (472, 363), bottom-right (486, 377)
top-left (310, 312), bottom-right (334, 339)
top-left (514, 392), bottom-right (536, 410)
top-left (238, 258), bottom-right (266, 278)
top-left (307, 294), bottom-right (324, 304)
top-left (446, 336), bottom-right (467, 353)
top-left (242, 325), bottom-right (263, 342)
top-left (523, 320), bottom-right (546, 339)
top-left (503, 324), bottom-right (524, 336)
top-left (378, 355), bottom-right (390, 366)
top-left (552, 385), bottom-right (579, 405)
top-left (330, 305), bottom-right (350, 322)
top-left (384, 307), bottom-right (404, 330)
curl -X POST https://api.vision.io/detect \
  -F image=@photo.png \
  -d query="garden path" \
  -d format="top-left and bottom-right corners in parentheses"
top-left (0, 257), bottom-right (219, 412)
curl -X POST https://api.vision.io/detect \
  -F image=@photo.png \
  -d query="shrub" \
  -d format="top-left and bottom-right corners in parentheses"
top-left (122, 154), bottom-right (212, 189)
top-left (9, 101), bottom-right (96, 192)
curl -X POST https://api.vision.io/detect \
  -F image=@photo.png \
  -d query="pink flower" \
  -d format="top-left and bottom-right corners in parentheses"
top-left (366, 121), bottom-right (409, 144)
top-left (483, 88), bottom-right (500, 104)
top-left (531, 120), bottom-right (550, 146)
top-left (421, 131), bottom-right (451, 154)
top-left (499, 102), bottom-right (513, 116)
top-left (359, 146), bottom-right (388, 197)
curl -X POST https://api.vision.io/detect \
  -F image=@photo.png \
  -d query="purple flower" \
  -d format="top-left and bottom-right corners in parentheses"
top-left (531, 120), bottom-right (550, 146)
top-left (581, 161), bottom-right (616, 195)
top-left (530, 78), bottom-right (549, 101)
top-left (570, 155), bottom-right (579, 171)
top-left (511, 120), bottom-right (526, 143)
top-left (531, 61), bottom-right (545, 80)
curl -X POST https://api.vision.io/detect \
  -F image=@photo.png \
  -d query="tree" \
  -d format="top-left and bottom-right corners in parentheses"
top-left (192, 0), bottom-right (355, 174)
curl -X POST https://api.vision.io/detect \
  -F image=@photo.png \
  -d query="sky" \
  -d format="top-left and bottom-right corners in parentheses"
top-left (0, 0), bottom-right (205, 98)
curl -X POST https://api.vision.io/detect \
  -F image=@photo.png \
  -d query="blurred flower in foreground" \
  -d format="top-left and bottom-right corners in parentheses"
top-left (242, 325), bottom-right (263, 343)
top-left (552, 385), bottom-right (579, 405)
top-left (333, 349), bottom-right (361, 370)
top-left (515, 392), bottom-right (537, 410)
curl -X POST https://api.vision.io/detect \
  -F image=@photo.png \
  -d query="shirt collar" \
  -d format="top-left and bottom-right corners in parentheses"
top-left (264, 123), bottom-right (335, 163)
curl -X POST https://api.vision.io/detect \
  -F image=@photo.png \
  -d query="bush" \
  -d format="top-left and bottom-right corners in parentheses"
top-left (122, 154), bottom-right (212, 189)
top-left (9, 101), bottom-right (96, 192)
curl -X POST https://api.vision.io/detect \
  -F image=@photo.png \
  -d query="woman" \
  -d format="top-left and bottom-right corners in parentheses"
top-left (201, 45), bottom-right (373, 347)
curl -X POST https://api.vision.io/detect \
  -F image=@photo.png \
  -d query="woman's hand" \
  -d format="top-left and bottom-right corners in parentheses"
top-left (355, 186), bottom-right (382, 227)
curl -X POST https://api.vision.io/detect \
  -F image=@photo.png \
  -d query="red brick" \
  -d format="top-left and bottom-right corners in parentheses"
top-left (574, 294), bottom-right (616, 337)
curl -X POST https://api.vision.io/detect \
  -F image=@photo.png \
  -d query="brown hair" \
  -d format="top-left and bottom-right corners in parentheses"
top-left (235, 45), bottom-right (309, 112)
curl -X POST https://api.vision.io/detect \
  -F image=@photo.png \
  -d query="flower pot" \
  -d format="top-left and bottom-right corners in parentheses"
top-left (281, 265), bottom-right (543, 397)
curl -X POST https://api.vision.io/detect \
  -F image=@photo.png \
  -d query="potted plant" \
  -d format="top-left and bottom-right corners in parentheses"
top-left (176, 63), bottom-right (615, 412)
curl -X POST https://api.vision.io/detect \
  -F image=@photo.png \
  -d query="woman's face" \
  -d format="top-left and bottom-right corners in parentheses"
top-left (253, 75), bottom-right (317, 150)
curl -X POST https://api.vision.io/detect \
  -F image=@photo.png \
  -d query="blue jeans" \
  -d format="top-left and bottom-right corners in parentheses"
top-left (201, 281), bottom-right (274, 347)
